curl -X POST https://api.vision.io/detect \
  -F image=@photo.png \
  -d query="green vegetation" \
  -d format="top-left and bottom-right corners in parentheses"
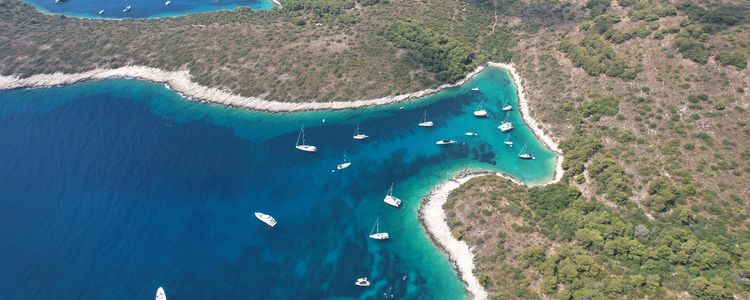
top-left (381, 21), bottom-right (475, 82)
top-left (716, 51), bottom-right (747, 69)
top-left (673, 35), bottom-right (710, 64)
top-left (559, 34), bottom-right (640, 79)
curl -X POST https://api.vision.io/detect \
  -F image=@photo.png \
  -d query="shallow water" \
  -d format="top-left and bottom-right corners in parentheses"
top-left (0, 67), bottom-right (556, 299)
top-left (22, 0), bottom-right (274, 19)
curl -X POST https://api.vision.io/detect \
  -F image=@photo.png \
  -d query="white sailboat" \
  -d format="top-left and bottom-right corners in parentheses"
top-left (383, 183), bottom-right (401, 207)
top-left (517, 143), bottom-right (535, 160)
top-left (418, 109), bottom-right (433, 127)
top-left (369, 218), bottom-right (389, 240)
top-left (436, 139), bottom-right (457, 145)
top-left (355, 277), bottom-right (371, 287)
top-left (295, 126), bottom-right (317, 153)
top-left (501, 99), bottom-right (513, 111)
top-left (504, 133), bottom-right (513, 146)
top-left (98, 9), bottom-right (105, 15)
top-left (498, 113), bottom-right (513, 132)
top-left (465, 132), bottom-right (478, 136)
top-left (155, 287), bottom-right (167, 300)
top-left (473, 101), bottom-right (488, 118)
top-left (352, 123), bottom-right (369, 140)
top-left (254, 212), bottom-right (277, 227)
top-left (336, 152), bottom-right (351, 170)
top-left (165, 0), bottom-right (171, 5)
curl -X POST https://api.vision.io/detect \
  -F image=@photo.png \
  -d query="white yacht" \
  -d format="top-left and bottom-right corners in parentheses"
top-left (254, 212), bottom-right (277, 227)
top-left (498, 113), bottom-right (513, 132)
top-left (355, 277), bottom-right (371, 287)
top-left (471, 87), bottom-right (479, 91)
top-left (337, 152), bottom-right (351, 170)
top-left (504, 134), bottom-right (513, 146)
top-left (122, 5), bottom-right (131, 12)
top-left (465, 132), bottom-right (478, 136)
top-left (383, 183), bottom-right (401, 207)
top-left (473, 101), bottom-right (488, 118)
top-left (295, 126), bottom-right (317, 153)
top-left (369, 218), bottom-right (389, 240)
top-left (418, 109), bottom-right (433, 127)
top-left (155, 287), bottom-right (167, 300)
top-left (98, 9), bottom-right (105, 15)
top-left (165, 0), bottom-right (171, 5)
top-left (436, 139), bottom-right (457, 145)
top-left (352, 123), bottom-right (369, 140)
top-left (517, 143), bottom-right (535, 160)
top-left (54, 0), bottom-right (62, 3)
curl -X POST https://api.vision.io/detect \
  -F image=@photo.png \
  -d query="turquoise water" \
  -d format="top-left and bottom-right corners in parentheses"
top-left (22, 0), bottom-right (274, 19)
top-left (0, 67), bottom-right (556, 299)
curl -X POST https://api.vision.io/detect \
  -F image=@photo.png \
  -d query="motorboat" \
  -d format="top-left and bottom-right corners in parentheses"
top-left (155, 287), bottom-right (166, 300)
top-left (471, 87), bottom-right (479, 91)
top-left (254, 212), bottom-right (277, 227)
top-left (295, 125), bottom-right (317, 152)
top-left (436, 139), bottom-right (457, 145)
top-left (355, 277), bottom-right (371, 287)
top-left (165, 0), bottom-right (171, 5)
top-left (122, 5), bottom-right (131, 12)
top-left (383, 183), bottom-right (401, 207)
top-left (465, 132), bottom-right (478, 136)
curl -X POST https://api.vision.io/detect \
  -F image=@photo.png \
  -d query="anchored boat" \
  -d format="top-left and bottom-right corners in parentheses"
top-left (517, 143), bottom-right (535, 160)
top-left (336, 152), bottom-right (351, 170)
top-left (355, 277), bottom-right (371, 287)
top-left (155, 287), bottom-right (166, 300)
top-left (295, 125), bottom-right (317, 153)
top-left (418, 109), bottom-right (433, 127)
top-left (368, 218), bottom-right (389, 240)
top-left (353, 123), bottom-right (369, 140)
top-left (254, 212), bottom-right (277, 227)
top-left (436, 139), bottom-right (457, 145)
top-left (473, 100), bottom-right (488, 118)
top-left (498, 113), bottom-right (513, 132)
top-left (383, 183), bottom-right (401, 207)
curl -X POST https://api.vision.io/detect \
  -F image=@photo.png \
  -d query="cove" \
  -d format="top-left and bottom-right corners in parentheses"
top-left (0, 66), bottom-right (557, 299)
top-left (21, 0), bottom-right (275, 19)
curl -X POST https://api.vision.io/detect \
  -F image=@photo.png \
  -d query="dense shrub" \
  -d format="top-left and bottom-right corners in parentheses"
top-left (558, 34), bottom-right (640, 79)
top-left (588, 158), bottom-right (632, 204)
top-left (382, 21), bottom-right (474, 82)
top-left (673, 37), bottom-right (709, 64)
top-left (715, 51), bottom-right (747, 69)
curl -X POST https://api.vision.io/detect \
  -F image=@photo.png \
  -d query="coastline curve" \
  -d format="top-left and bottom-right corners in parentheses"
top-left (0, 62), bottom-right (564, 300)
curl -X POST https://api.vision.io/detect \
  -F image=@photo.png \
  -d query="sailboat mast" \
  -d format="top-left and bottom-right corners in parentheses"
top-left (296, 126), bottom-right (302, 146)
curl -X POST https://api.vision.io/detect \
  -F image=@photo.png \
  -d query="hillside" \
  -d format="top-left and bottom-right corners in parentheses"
top-left (446, 0), bottom-right (750, 298)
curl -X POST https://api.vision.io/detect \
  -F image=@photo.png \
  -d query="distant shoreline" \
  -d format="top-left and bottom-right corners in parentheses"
top-left (0, 65), bottom-right (487, 112)
top-left (0, 62), bottom-right (563, 300)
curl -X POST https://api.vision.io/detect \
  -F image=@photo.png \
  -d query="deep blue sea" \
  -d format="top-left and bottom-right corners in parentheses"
top-left (22, 0), bottom-right (274, 19)
top-left (0, 67), bottom-right (556, 299)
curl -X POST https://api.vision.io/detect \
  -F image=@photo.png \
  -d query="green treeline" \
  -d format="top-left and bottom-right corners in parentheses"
top-left (558, 33), bottom-right (640, 80)
top-left (281, 0), bottom-right (386, 24)
top-left (519, 182), bottom-right (748, 299)
top-left (381, 21), bottom-right (474, 82)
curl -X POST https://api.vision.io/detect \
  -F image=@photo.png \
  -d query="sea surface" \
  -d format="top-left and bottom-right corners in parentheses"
top-left (0, 67), bottom-right (556, 299)
top-left (22, 0), bottom-right (274, 19)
